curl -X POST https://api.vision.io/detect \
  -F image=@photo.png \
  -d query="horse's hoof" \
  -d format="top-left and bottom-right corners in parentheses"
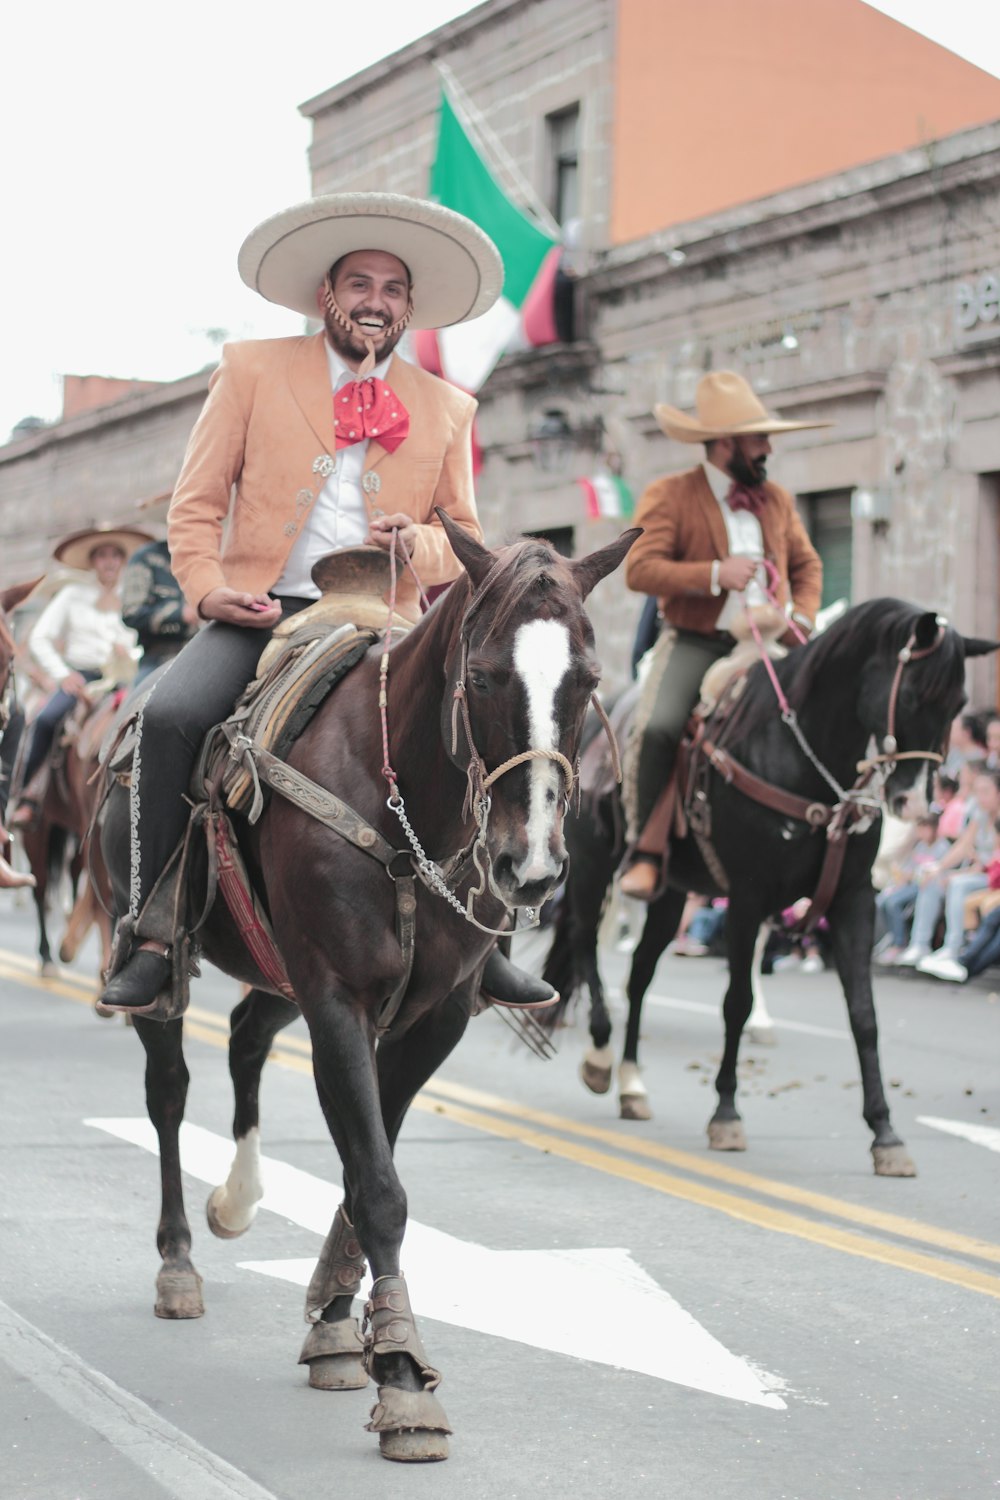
top-left (581, 1045), bottom-right (614, 1095)
top-left (748, 1024), bottom-right (778, 1047)
top-left (154, 1267), bottom-right (204, 1319)
top-left (298, 1319), bottom-right (368, 1390)
top-left (872, 1144), bottom-right (917, 1178)
top-left (379, 1429), bottom-right (450, 1462)
top-left (620, 1092), bottom-right (653, 1121)
top-left (367, 1387), bottom-right (451, 1462)
top-left (708, 1118), bottom-right (747, 1151)
top-left (58, 944), bottom-right (74, 964)
top-left (205, 1186), bottom-right (253, 1240)
top-left (40, 960), bottom-right (58, 979)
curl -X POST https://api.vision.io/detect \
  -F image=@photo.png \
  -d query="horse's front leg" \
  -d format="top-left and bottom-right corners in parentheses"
top-left (828, 881), bottom-right (916, 1177)
top-left (132, 1016), bottom-right (204, 1318)
top-left (308, 997), bottom-right (454, 1462)
top-left (709, 903), bottom-right (762, 1152)
top-left (748, 921), bottom-right (778, 1046)
top-left (618, 885), bottom-right (686, 1122)
top-left (206, 987), bottom-right (300, 1240)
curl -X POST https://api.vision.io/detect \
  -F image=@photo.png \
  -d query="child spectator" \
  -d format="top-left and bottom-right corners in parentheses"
top-left (873, 813), bottom-right (950, 964)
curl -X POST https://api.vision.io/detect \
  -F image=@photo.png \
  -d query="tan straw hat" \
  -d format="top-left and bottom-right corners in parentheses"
top-left (238, 192), bottom-right (504, 329)
top-left (654, 371), bottom-right (833, 443)
top-left (52, 523), bottom-right (154, 571)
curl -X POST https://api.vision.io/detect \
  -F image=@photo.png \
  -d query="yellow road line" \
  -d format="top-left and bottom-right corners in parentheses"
top-left (4, 950), bottom-right (1000, 1301)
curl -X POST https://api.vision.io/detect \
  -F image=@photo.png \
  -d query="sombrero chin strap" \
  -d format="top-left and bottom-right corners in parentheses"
top-left (322, 277), bottom-right (414, 377)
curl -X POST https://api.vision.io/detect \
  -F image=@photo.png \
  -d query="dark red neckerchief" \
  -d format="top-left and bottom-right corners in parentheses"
top-left (334, 377), bottom-right (410, 454)
top-left (726, 482), bottom-right (767, 517)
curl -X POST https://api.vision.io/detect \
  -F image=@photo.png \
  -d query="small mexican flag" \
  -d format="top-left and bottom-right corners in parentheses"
top-left (578, 472), bottom-right (634, 519)
top-left (418, 86), bottom-right (560, 391)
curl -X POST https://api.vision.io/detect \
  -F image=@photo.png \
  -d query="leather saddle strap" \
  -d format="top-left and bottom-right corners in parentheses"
top-left (245, 741), bottom-right (416, 1033)
top-left (699, 737), bottom-right (834, 828)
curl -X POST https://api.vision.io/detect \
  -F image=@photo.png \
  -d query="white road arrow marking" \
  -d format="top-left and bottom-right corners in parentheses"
top-left (85, 1117), bottom-right (787, 1410)
top-left (918, 1116), bottom-right (1000, 1154)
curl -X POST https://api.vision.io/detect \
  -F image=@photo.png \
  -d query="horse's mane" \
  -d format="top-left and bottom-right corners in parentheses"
top-left (726, 598), bottom-right (964, 742)
top-left (464, 538), bottom-right (575, 638)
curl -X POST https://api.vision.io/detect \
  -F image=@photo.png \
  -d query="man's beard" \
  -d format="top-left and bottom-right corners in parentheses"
top-left (728, 445), bottom-right (767, 489)
top-left (325, 310), bottom-right (403, 367)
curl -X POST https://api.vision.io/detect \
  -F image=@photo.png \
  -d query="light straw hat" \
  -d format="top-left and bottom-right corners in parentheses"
top-left (52, 523), bottom-right (154, 571)
top-left (654, 371), bottom-right (832, 443)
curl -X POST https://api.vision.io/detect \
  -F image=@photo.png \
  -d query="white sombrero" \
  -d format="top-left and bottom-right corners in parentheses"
top-left (238, 192), bottom-right (504, 329)
top-left (655, 371), bottom-right (833, 443)
top-left (52, 523), bottom-right (154, 571)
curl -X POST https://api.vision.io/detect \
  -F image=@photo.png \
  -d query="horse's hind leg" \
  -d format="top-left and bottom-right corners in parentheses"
top-left (206, 987), bottom-right (300, 1239)
top-left (829, 883), bottom-right (915, 1177)
top-left (618, 886), bottom-right (685, 1122)
top-left (132, 1015), bottom-right (204, 1318)
top-left (709, 905), bottom-right (761, 1152)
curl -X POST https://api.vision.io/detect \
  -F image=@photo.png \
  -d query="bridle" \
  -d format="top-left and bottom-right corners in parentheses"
top-left (378, 534), bottom-right (620, 934)
top-left (855, 620), bottom-right (948, 775)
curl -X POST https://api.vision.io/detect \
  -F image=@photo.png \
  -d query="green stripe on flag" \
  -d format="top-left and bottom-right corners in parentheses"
top-left (430, 89), bottom-right (556, 308)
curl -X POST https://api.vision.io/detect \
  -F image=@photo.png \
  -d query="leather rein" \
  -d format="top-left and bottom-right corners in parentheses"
top-left (688, 621), bottom-right (947, 931)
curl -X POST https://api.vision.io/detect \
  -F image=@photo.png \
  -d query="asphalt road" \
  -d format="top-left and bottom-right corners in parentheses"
top-left (1, 893), bottom-right (998, 1500)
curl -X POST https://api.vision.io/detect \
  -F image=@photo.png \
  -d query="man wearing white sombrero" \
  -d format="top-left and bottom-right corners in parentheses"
top-left (101, 191), bottom-right (556, 1016)
top-left (11, 524), bottom-right (148, 829)
top-left (620, 371), bottom-right (827, 899)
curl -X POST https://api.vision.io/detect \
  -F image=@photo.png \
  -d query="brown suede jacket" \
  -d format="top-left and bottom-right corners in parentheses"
top-left (625, 465), bottom-right (822, 633)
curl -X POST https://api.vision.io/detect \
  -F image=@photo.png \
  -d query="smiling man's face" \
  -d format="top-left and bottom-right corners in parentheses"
top-left (323, 249), bottom-right (411, 369)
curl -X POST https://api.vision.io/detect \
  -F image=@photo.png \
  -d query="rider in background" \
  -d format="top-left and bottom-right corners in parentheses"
top-left (620, 371), bottom-right (825, 900)
top-left (121, 535), bottom-right (199, 684)
top-left (11, 524), bottom-right (148, 827)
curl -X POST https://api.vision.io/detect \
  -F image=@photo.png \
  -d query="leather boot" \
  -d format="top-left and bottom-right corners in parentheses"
top-left (99, 948), bottom-right (173, 1017)
top-left (619, 855), bottom-right (661, 901)
top-left (480, 947), bottom-right (558, 1010)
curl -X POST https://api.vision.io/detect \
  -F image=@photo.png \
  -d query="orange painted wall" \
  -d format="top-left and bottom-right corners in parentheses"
top-left (611, 0), bottom-right (1000, 243)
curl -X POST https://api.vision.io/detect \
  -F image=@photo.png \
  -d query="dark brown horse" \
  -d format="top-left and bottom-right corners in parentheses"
top-left (99, 516), bottom-right (637, 1462)
top-left (20, 691), bottom-right (116, 980)
top-left (542, 600), bottom-right (997, 1174)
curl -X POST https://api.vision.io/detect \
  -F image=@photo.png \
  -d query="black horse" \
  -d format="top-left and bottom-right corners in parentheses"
top-left (542, 599), bottom-right (996, 1175)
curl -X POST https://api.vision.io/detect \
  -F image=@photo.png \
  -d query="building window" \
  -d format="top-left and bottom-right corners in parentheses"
top-left (525, 525), bottom-right (575, 558)
top-left (797, 489), bottom-right (853, 610)
top-left (547, 105), bottom-right (579, 226)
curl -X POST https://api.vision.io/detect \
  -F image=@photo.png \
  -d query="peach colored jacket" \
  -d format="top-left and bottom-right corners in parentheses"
top-left (625, 465), bottom-right (822, 633)
top-left (168, 332), bottom-right (482, 624)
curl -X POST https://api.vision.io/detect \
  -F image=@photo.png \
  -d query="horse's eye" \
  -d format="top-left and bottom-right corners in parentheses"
top-left (470, 672), bottom-right (490, 693)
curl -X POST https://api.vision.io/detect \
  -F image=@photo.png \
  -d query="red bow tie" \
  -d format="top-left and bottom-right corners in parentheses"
top-left (334, 377), bottom-right (410, 454)
top-left (726, 482), bottom-right (766, 517)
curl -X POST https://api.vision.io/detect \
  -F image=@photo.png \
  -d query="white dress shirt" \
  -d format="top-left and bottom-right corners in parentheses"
top-left (272, 343), bottom-right (392, 599)
top-left (701, 460), bottom-right (767, 629)
top-left (29, 582), bottom-right (137, 682)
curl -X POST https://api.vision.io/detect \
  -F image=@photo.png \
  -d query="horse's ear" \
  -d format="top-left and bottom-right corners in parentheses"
top-left (962, 635), bottom-right (1000, 659)
top-left (571, 527), bottom-right (643, 601)
top-left (0, 575), bottom-right (44, 615)
top-left (435, 507), bottom-right (495, 589)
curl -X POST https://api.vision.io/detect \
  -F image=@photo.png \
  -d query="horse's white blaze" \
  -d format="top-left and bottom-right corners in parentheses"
top-left (512, 619), bottom-right (571, 884)
top-left (211, 1128), bottom-right (263, 1234)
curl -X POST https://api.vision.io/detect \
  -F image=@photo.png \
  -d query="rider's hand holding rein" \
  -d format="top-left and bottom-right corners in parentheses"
top-left (198, 588), bottom-right (282, 628)
top-left (60, 670), bottom-right (93, 701)
top-left (368, 512), bottom-right (418, 555)
top-left (718, 555), bottom-right (760, 592)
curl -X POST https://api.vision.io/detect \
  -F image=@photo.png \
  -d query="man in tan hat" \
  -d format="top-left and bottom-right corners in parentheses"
top-left (620, 371), bottom-right (825, 899)
top-left (12, 525), bottom-right (147, 827)
top-left (101, 191), bottom-right (556, 1016)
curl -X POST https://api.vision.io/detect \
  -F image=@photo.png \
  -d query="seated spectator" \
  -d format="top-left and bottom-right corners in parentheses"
top-left (673, 897), bottom-right (727, 956)
top-left (931, 770), bottom-right (966, 842)
top-left (873, 814), bottom-right (950, 964)
top-left (946, 898), bottom-right (1000, 984)
top-left (941, 712), bottom-right (987, 777)
top-left (894, 769), bottom-right (1000, 971)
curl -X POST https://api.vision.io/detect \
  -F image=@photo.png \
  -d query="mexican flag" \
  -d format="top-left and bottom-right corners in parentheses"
top-left (418, 86), bottom-right (560, 391)
top-left (578, 472), bottom-right (634, 519)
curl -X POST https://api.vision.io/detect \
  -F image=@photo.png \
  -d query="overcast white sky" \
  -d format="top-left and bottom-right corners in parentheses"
top-left (2, 0), bottom-right (999, 446)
